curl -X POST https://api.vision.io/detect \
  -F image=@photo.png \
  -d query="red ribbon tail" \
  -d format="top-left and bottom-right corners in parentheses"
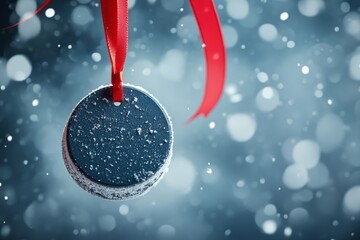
top-left (185, 109), bottom-right (204, 125)
top-left (187, 0), bottom-right (226, 124)
top-left (1, 0), bottom-right (52, 30)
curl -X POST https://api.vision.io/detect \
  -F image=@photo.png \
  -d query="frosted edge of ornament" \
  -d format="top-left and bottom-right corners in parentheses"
top-left (61, 84), bottom-right (174, 200)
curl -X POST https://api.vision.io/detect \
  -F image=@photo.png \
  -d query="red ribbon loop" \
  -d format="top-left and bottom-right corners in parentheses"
top-left (100, 0), bottom-right (128, 102)
top-left (187, 0), bottom-right (226, 123)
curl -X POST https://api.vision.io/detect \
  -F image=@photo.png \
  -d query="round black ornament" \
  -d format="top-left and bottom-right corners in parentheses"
top-left (62, 84), bottom-right (173, 200)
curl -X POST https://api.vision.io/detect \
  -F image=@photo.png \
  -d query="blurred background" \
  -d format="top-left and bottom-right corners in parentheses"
top-left (1, 0), bottom-right (360, 239)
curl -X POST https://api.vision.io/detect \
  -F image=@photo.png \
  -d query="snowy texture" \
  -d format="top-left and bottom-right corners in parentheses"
top-left (62, 85), bottom-right (173, 200)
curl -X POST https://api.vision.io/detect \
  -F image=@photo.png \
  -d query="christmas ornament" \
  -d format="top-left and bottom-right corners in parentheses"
top-left (61, 0), bottom-right (176, 200)
top-left (62, 85), bottom-right (173, 200)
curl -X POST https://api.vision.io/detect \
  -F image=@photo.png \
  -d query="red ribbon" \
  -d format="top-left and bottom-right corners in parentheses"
top-left (187, 0), bottom-right (226, 123)
top-left (100, 0), bottom-right (128, 102)
top-left (1, 0), bottom-right (52, 30)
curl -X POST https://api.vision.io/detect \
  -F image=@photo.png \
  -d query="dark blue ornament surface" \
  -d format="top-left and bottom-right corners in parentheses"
top-left (66, 85), bottom-right (172, 187)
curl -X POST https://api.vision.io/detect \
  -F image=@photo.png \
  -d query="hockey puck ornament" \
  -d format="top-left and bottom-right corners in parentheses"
top-left (62, 85), bottom-right (173, 200)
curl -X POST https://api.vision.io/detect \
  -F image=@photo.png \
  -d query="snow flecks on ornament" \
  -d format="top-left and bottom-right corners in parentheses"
top-left (63, 85), bottom-right (173, 199)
